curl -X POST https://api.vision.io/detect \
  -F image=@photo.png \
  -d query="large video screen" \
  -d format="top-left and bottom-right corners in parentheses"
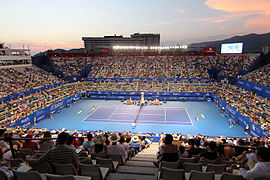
top-left (221, 43), bottom-right (243, 54)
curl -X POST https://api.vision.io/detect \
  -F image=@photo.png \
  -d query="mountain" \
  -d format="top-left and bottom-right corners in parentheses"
top-left (47, 48), bottom-right (85, 53)
top-left (190, 32), bottom-right (270, 53)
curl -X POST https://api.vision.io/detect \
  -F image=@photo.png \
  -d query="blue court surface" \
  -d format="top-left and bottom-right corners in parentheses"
top-left (36, 99), bottom-right (248, 137)
top-left (83, 106), bottom-right (192, 125)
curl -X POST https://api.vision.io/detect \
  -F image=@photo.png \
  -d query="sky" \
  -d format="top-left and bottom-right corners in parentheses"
top-left (0, 0), bottom-right (270, 54)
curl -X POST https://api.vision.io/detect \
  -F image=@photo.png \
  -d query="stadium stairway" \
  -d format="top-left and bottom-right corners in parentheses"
top-left (107, 143), bottom-right (159, 180)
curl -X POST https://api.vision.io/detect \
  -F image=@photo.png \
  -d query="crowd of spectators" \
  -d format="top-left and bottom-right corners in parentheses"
top-left (88, 56), bottom-right (214, 79)
top-left (0, 82), bottom-right (83, 126)
top-left (47, 55), bottom-right (258, 80)
top-left (209, 83), bottom-right (270, 133)
top-left (0, 66), bottom-right (61, 98)
top-left (50, 57), bottom-right (93, 77)
top-left (242, 64), bottom-right (270, 87)
top-left (216, 55), bottom-right (257, 77)
top-left (0, 127), bottom-right (270, 179)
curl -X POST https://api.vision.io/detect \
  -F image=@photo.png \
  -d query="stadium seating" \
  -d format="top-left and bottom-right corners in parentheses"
top-left (0, 66), bottom-right (61, 98)
top-left (242, 64), bottom-right (270, 87)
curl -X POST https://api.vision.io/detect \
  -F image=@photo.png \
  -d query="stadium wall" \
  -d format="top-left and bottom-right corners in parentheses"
top-left (237, 79), bottom-right (270, 100)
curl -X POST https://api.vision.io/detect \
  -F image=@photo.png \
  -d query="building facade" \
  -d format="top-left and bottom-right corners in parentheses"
top-left (82, 33), bottom-right (160, 52)
top-left (0, 43), bottom-right (31, 68)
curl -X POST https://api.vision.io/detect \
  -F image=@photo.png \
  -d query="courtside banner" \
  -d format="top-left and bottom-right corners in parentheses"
top-left (212, 95), bottom-right (269, 138)
top-left (237, 79), bottom-right (270, 100)
top-left (86, 78), bottom-right (212, 83)
top-left (8, 93), bottom-right (82, 128)
top-left (87, 91), bottom-right (213, 97)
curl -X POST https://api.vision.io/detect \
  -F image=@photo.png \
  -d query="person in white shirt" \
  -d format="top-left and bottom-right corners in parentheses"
top-left (240, 146), bottom-right (270, 180)
top-left (107, 134), bottom-right (127, 163)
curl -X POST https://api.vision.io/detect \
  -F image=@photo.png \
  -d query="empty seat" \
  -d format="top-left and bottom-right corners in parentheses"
top-left (79, 151), bottom-right (88, 157)
top-left (189, 170), bottom-right (215, 180)
top-left (0, 169), bottom-right (9, 180)
top-left (96, 157), bottom-right (118, 172)
top-left (30, 161), bottom-right (52, 173)
top-left (80, 157), bottom-right (93, 164)
top-left (108, 154), bottom-right (124, 165)
top-left (107, 173), bottom-right (156, 180)
top-left (12, 170), bottom-right (42, 180)
top-left (15, 152), bottom-right (26, 160)
top-left (45, 174), bottom-right (75, 180)
top-left (91, 153), bottom-right (107, 159)
top-left (159, 167), bottom-right (185, 180)
top-left (179, 157), bottom-right (196, 168)
top-left (220, 172), bottom-right (245, 180)
top-left (160, 161), bottom-right (180, 169)
top-left (117, 166), bottom-right (158, 176)
top-left (79, 164), bottom-right (108, 180)
top-left (184, 162), bottom-right (202, 172)
top-left (52, 163), bottom-right (77, 175)
top-left (20, 149), bottom-right (33, 156)
top-left (125, 161), bottom-right (156, 168)
top-left (206, 163), bottom-right (226, 174)
top-left (7, 158), bottom-right (24, 168)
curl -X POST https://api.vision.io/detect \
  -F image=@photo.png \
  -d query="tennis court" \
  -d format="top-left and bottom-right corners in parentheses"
top-left (36, 99), bottom-right (247, 137)
top-left (83, 106), bottom-right (192, 125)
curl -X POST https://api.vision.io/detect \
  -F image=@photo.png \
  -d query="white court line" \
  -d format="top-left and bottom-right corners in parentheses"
top-left (113, 112), bottom-right (164, 116)
top-left (81, 106), bottom-right (101, 122)
top-left (164, 109), bottom-right (167, 123)
top-left (107, 107), bottom-right (118, 120)
top-left (184, 107), bottom-right (193, 126)
top-left (84, 118), bottom-right (134, 122)
top-left (83, 118), bottom-right (192, 125)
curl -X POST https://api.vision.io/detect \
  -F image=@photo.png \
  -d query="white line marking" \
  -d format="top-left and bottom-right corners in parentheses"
top-left (164, 109), bottom-right (167, 123)
top-left (184, 107), bottom-right (193, 126)
top-left (81, 106), bottom-right (100, 122)
top-left (83, 119), bottom-right (193, 125)
top-left (107, 107), bottom-right (118, 120)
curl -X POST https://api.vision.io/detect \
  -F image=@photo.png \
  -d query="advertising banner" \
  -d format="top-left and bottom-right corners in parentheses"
top-left (8, 93), bottom-right (82, 128)
top-left (86, 78), bottom-right (212, 83)
top-left (237, 79), bottom-right (270, 100)
top-left (212, 95), bottom-right (269, 137)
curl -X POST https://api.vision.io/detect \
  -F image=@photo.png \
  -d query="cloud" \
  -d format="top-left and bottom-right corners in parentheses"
top-left (204, 0), bottom-right (270, 31)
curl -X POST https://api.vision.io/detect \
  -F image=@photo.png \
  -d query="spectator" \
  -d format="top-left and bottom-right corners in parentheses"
top-left (154, 134), bottom-right (179, 167)
top-left (200, 141), bottom-right (217, 161)
top-left (22, 134), bottom-right (38, 151)
top-left (83, 133), bottom-right (94, 150)
top-left (28, 132), bottom-right (80, 169)
top-left (0, 150), bottom-right (13, 179)
top-left (240, 146), bottom-right (270, 179)
top-left (130, 136), bottom-right (141, 153)
top-left (107, 134), bottom-right (127, 162)
top-left (38, 131), bottom-right (54, 151)
top-left (90, 135), bottom-right (107, 154)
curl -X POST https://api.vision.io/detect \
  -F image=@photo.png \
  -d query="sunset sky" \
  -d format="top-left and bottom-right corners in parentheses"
top-left (1, 0), bottom-right (270, 54)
